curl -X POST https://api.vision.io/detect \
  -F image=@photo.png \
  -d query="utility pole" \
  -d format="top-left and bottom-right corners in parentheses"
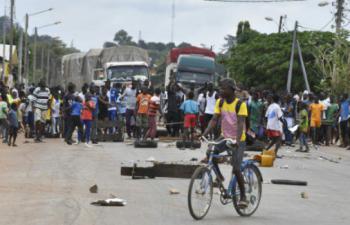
top-left (1, 4), bottom-right (6, 82)
top-left (33, 27), bottom-right (38, 84)
top-left (40, 47), bottom-right (44, 81)
top-left (171, 0), bottom-right (175, 43)
top-left (23, 13), bottom-right (29, 83)
top-left (278, 16), bottom-right (283, 33)
top-left (335, 0), bottom-right (345, 33)
top-left (18, 29), bottom-right (23, 83)
top-left (8, 0), bottom-right (14, 74)
top-left (46, 48), bottom-right (50, 85)
top-left (286, 21), bottom-right (311, 93)
top-left (287, 21), bottom-right (298, 93)
top-left (296, 40), bottom-right (310, 92)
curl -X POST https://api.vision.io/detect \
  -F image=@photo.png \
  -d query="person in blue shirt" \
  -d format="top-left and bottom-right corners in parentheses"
top-left (8, 103), bottom-right (19, 147)
top-left (180, 91), bottom-right (199, 148)
top-left (90, 86), bottom-right (99, 144)
top-left (65, 96), bottom-right (84, 145)
top-left (116, 92), bottom-right (127, 137)
top-left (339, 94), bottom-right (349, 148)
top-left (108, 83), bottom-right (120, 134)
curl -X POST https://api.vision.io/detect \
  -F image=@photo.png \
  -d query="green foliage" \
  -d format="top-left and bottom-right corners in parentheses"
top-left (103, 41), bottom-right (117, 48)
top-left (226, 26), bottom-right (335, 93)
top-left (1, 16), bottom-right (79, 84)
top-left (113, 29), bottom-right (136, 46)
top-left (313, 30), bottom-right (350, 95)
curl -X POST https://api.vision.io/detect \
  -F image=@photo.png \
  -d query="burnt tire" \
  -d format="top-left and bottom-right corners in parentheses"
top-left (271, 179), bottom-right (308, 186)
top-left (176, 141), bottom-right (201, 149)
top-left (134, 140), bottom-right (158, 148)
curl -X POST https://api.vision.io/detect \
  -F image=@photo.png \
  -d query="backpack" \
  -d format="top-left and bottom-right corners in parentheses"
top-left (218, 98), bottom-right (242, 114)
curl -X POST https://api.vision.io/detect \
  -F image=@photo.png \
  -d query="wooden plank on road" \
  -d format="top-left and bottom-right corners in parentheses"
top-left (121, 161), bottom-right (202, 179)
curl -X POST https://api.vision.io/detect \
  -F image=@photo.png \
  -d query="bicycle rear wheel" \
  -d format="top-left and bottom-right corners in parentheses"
top-left (233, 164), bottom-right (262, 217)
top-left (188, 166), bottom-right (213, 220)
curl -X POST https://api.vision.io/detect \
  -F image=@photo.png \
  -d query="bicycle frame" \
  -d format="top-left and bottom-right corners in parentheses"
top-left (206, 149), bottom-right (260, 199)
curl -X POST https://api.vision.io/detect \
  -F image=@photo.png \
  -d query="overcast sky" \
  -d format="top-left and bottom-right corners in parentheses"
top-left (6, 0), bottom-right (336, 52)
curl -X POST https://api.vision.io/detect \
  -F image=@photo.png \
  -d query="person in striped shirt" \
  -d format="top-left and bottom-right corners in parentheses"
top-left (144, 88), bottom-right (161, 141)
top-left (32, 80), bottom-right (50, 142)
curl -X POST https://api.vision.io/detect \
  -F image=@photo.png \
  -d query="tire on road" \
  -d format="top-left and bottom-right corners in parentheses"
top-left (271, 179), bottom-right (308, 186)
top-left (134, 140), bottom-right (158, 148)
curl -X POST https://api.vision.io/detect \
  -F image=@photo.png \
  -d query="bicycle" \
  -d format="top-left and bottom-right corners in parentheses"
top-left (187, 137), bottom-right (263, 220)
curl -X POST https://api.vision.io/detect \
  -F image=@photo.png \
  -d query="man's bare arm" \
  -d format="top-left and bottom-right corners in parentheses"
top-left (237, 115), bottom-right (246, 143)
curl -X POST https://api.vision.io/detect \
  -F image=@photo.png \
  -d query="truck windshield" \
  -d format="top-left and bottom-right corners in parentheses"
top-left (177, 71), bottom-right (212, 84)
top-left (107, 66), bottom-right (149, 81)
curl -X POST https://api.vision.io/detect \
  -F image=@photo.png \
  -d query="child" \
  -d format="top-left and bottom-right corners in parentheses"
top-left (0, 95), bottom-right (9, 143)
top-left (81, 94), bottom-right (95, 147)
top-left (65, 96), bottom-right (83, 145)
top-left (116, 90), bottom-right (127, 137)
top-left (180, 92), bottom-right (199, 149)
top-left (309, 96), bottom-right (324, 148)
top-left (8, 103), bottom-right (19, 147)
top-left (135, 87), bottom-right (151, 140)
top-left (51, 92), bottom-right (61, 137)
top-left (297, 102), bottom-right (309, 152)
top-left (145, 88), bottom-right (161, 141)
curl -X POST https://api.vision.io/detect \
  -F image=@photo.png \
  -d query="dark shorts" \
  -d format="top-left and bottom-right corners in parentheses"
top-left (9, 126), bottom-right (18, 135)
top-left (214, 140), bottom-right (246, 171)
top-left (136, 114), bottom-right (148, 128)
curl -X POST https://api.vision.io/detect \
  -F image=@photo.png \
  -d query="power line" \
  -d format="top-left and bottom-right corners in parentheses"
top-left (296, 16), bottom-right (335, 32)
top-left (319, 16), bottom-right (335, 31)
top-left (204, 0), bottom-right (306, 3)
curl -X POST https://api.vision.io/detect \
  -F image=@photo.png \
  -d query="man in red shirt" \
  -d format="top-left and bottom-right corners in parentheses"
top-left (144, 88), bottom-right (161, 141)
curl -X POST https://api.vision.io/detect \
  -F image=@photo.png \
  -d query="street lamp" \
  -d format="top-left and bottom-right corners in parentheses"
top-left (265, 15), bottom-right (287, 33)
top-left (33, 21), bottom-right (62, 84)
top-left (23, 8), bottom-right (54, 84)
top-left (318, 1), bottom-right (330, 7)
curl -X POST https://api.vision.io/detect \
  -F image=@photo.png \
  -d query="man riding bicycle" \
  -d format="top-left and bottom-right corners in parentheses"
top-left (201, 78), bottom-right (249, 208)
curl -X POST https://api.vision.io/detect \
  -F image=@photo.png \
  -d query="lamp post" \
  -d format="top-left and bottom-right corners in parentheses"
top-left (32, 21), bottom-right (61, 84)
top-left (265, 15), bottom-right (287, 33)
top-left (23, 8), bottom-right (53, 84)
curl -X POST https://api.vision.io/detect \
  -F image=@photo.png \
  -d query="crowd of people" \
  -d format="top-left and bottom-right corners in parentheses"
top-left (1, 78), bottom-right (350, 155)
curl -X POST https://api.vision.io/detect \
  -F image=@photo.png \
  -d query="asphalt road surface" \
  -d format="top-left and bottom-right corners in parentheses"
top-left (0, 137), bottom-right (349, 225)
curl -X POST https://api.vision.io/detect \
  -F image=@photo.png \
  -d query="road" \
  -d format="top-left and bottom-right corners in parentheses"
top-left (0, 137), bottom-right (349, 225)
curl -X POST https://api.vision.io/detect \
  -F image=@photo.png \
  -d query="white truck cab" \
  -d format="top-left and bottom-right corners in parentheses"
top-left (92, 61), bottom-right (150, 87)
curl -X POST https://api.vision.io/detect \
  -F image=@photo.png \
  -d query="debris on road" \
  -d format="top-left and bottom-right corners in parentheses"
top-left (190, 158), bottom-right (198, 162)
top-left (301, 192), bottom-right (309, 199)
top-left (319, 156), bottom-right (340, 164)
top-left (89, 184), bottom-right (98, 193)
top-left (146, 157), bottom-right (156, 162)
top-left (271, 179), bottom-right (308, 186)
top-left (121, 161), bottom-right (201, 179)
top-left (91, 198), bottom-right (127, 206)
top-left (169, 188), bottom-right (180, 195)
top-left (280, 165), bottom-right (289, 169)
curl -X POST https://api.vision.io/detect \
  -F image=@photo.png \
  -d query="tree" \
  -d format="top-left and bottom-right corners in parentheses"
top-left (222, 34), bottom-right (237, 53)
top-left (103, 41), bottom-right (117, 48)
top-left (177, 42), bottom-right (192, 48)
top-left (313, 30), bottom-right (350, 94)
top-left (113, 29), bottom-right (136, 46)
top-left (226, 29), bottom-right (335, 92)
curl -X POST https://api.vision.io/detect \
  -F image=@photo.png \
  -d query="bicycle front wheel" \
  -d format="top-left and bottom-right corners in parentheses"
top-left (233, 164), bottom-right (262, 217)
top-left (188, 166), bottom-right (213, 220)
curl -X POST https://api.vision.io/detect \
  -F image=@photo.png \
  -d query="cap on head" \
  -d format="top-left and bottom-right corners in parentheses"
top-left (220, 78), bottom-right (236, 91)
